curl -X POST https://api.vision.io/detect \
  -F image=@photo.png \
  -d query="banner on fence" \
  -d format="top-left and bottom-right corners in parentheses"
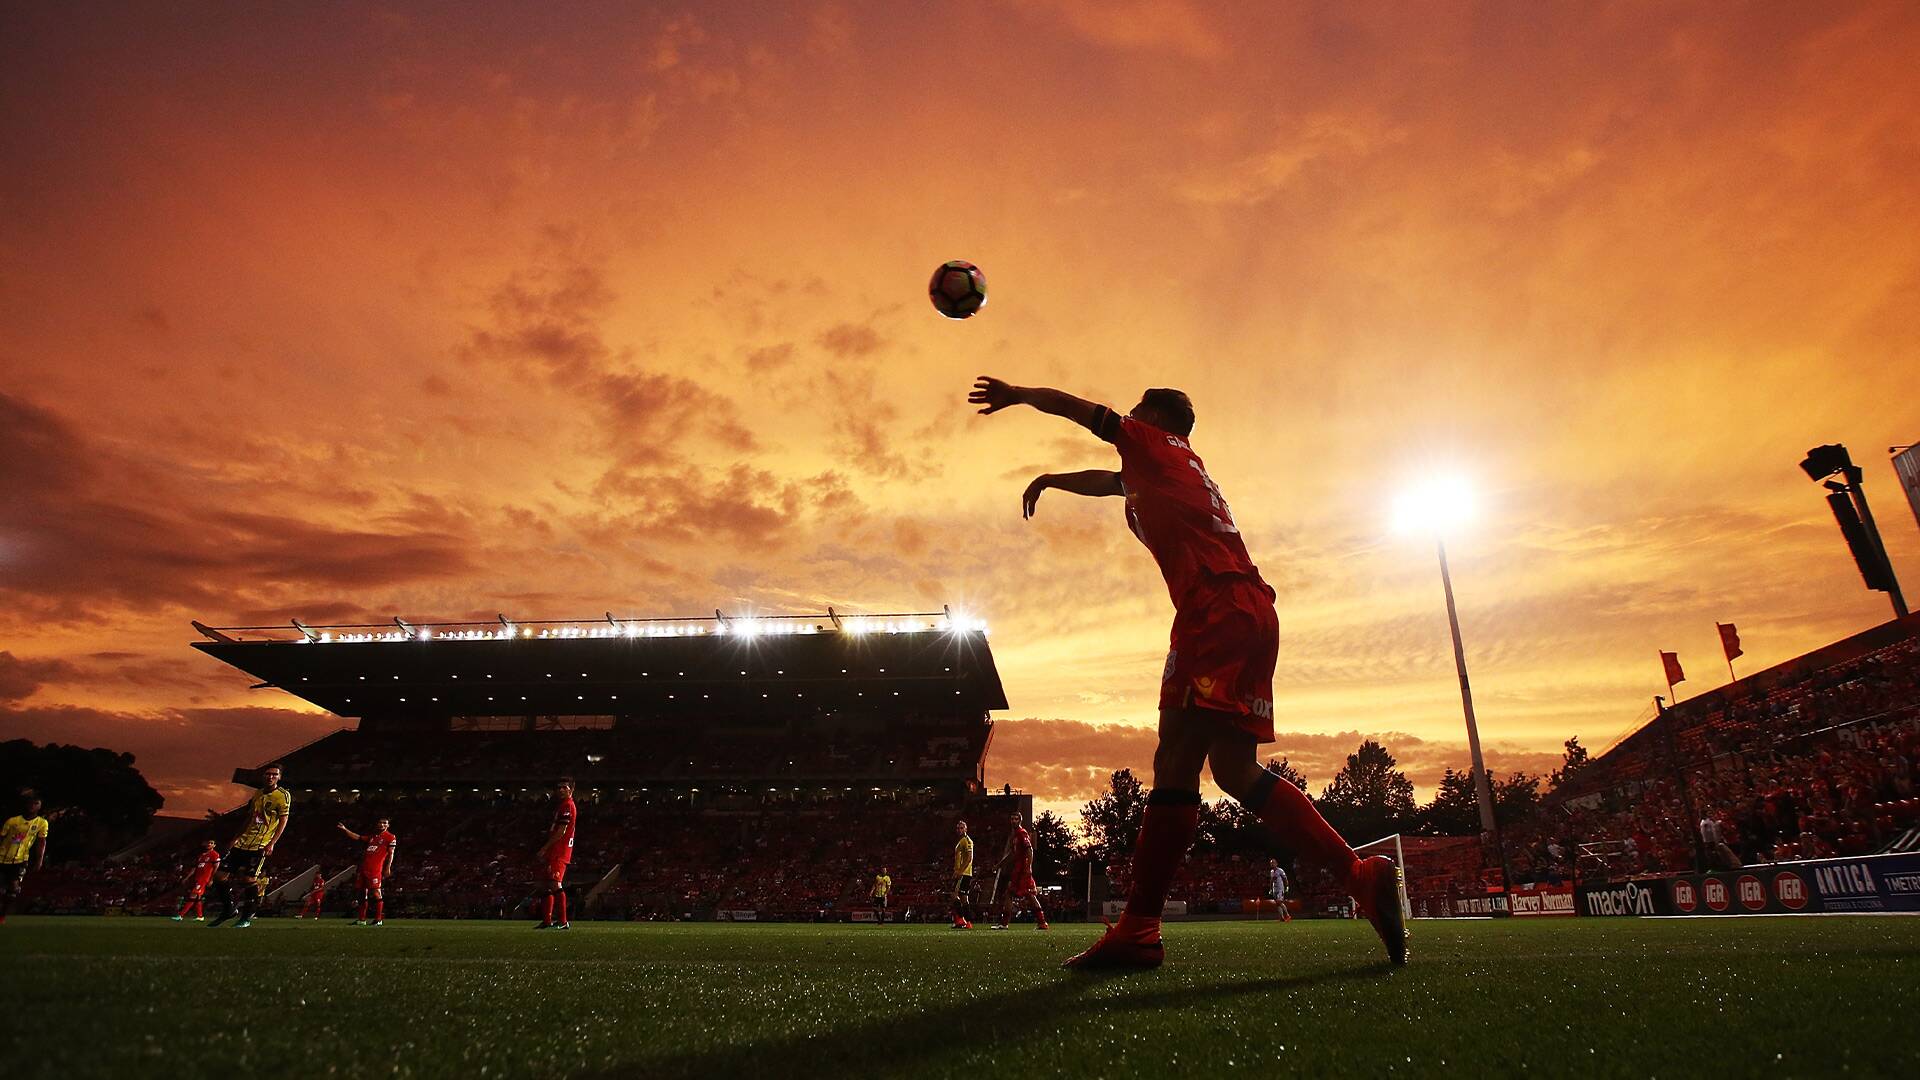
top-left (1508, 882), bottom-right (1576, 916)
top-left (1575, 878), bottom-right (1673, 916)
top-left (1801, 852), bottom-right (1920, 913)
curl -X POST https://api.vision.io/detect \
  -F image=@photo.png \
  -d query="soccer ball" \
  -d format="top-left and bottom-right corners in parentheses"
top-left (928, 260), bottom-right (987, 320)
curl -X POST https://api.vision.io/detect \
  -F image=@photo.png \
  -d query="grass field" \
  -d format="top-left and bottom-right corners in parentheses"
top-left (3, 915), bottom-right (1916, 1078)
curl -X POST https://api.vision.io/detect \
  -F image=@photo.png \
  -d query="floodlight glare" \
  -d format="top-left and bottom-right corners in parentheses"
top-left (1392, 474), bottom-right (1477, 535)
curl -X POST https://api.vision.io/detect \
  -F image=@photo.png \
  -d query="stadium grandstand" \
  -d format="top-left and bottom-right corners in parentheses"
top-left (1398, 613), bottom-right (1920, 915)
top-left (21, 610), bottom-right (1048, 921)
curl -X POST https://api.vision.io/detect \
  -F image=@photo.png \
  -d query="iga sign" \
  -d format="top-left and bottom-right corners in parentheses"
top-left (1508, 882), bottom-right (1575, 917)
top-left (1653, 868), bottom-right (1823, 916)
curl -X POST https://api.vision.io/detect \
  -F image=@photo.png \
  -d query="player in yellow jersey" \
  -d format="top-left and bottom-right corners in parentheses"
top-left (870, 867), bottom-right (892, 925)
top-left (1, 791), bottom-right (52, 925)
top-left (950, 821), bottom-right (975, 930)
top-left (209, 764), bottom-right (290, 928)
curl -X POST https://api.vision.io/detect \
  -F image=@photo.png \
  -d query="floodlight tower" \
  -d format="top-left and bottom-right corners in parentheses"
top-left (1801, 444), bottom-right (1908, 618)
top-left (1394, 474), bottom-right (1510, 896)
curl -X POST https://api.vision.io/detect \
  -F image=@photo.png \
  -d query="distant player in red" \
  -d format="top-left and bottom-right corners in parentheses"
top-left (971, 376), bottom-right (1406, 969)
top-left (535, 778), bottom-right (576, 930)
top-left (172, 840), bottom-right (221, 921)
top-left (295, 869), bottom-right (328, 919)
top-left (992, 811), bottom-right (1050, 931)
top-left (338, 818), bottom-right (397, 926)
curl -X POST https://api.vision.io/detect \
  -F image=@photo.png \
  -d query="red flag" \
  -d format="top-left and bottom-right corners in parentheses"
top-left (1660, 651), bottom-right (1686, 686)
top-left (1717, 622), bottom-right (1743, 662)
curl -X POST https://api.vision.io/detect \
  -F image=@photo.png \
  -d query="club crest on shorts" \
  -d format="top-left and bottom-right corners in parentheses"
top-left (1194, 675), bottom-right (1216, 697)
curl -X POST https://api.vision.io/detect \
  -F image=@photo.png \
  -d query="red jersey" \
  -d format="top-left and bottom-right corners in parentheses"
top-left (191, 850), bottom-right (220, 885)
top-left (308, 876), bottom-right (327, 898)
top-left (1010, 827), bottom-right (1033, 871)
top-left (359, 830), bottom-right (396, 875)
top-left (548, 798), bottom-right (576, 863)
top-left (1092, 408), bottom-right (1262, 609)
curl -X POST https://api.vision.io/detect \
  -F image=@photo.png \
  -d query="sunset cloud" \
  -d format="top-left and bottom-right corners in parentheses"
top-left (2, 2), bottom-right (1917, 815)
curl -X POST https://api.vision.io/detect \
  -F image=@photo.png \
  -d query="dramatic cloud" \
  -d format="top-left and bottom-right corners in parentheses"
top-left (2, 2), bottom-right (1917, 814)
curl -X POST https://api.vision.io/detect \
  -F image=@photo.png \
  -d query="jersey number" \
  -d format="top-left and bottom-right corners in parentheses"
top-left (1187, 460), bottom-right (1239, 534)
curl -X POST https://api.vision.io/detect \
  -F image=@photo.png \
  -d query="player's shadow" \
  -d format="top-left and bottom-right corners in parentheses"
top-left (592, 962), bottom-right (1381, 1079)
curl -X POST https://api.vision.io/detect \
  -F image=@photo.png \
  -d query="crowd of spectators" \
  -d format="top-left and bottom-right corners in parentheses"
top-left (1495, 632), bottom-right (1920, 890)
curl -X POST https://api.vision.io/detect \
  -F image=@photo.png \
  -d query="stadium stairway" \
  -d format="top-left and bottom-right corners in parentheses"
top-left (583, 863), bottom-right (622, 915)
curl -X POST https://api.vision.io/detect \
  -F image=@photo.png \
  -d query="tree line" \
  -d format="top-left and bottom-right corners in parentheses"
top-left (1020, 736), bottom-right (1592, 879)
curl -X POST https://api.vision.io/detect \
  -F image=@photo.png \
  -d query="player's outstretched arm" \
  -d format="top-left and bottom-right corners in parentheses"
top-left (970, 376), bottom-right (1102, 429)
top-left (1023, 470), bottom-right (1123, 518)
top-left (336, 822), bottom-right (364, 841)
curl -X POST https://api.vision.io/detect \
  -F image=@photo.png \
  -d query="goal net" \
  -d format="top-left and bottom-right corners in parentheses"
top-left (1353, 833), bottom-right (1485, 919)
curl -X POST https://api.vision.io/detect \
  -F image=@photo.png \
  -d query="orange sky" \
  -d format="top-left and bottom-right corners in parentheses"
top-left (3, 2), bottom-right (1919, 817)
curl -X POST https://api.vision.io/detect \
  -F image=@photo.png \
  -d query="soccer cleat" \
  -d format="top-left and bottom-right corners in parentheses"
top-left (992, 922), bottom-right (1008, 931)
top-left (534, 922), bottom-right (554, 930)
top-left (233, 918), bottom-right (252, 928)
top-left (372, 920), bottom-right (385, 927)
top-left (553, 922), bottom-right (571, 930)
top-left (206, 912), bottom-right (231, 928)
top-left (195, 916), bottom-right (205, 922)
top-left (1350, 855), bottom-right (1409, 967)
top-left (1063, 917), bottom-right (1163, 970)
top-left (1036, 919), bottom-right (1051, 931)
top-left (170, 915), bottom-right (184, 922)
top-left (352, 920), bottom-right (367, 926)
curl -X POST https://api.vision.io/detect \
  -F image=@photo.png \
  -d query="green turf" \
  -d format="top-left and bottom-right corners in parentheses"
top-left (2, 915), bottom-right (1915, 1078)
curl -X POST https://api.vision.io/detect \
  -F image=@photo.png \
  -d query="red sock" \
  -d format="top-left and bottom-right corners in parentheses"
top-left (375, 898), bottom-right (384, 922)
top-left (1122, 791), bottom-right (1201, 921)
top-left (1251, 771), bottom-right (1360, 884)
top-left (557, 892), bottom-right (568, 924)
top-left (193, 901), bottom-right (204, 918)
top-left (543, 894), bottom-right (555, 923)
top-left (358, 899), bottom-right (368, 921)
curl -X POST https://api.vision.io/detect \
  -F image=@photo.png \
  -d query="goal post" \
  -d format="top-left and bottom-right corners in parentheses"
top-left (1353, 833), bottom-right (1413, 921)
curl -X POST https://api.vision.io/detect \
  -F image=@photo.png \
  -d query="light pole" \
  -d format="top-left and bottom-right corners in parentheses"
top-left (1396, 474), bottom-right (1511, 902)
top-left (1802, 444), bottom-right (1908, 618)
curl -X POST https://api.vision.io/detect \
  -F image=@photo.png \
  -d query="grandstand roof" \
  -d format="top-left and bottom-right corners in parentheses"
top-left (192, 611), bottom-right (1010, 719)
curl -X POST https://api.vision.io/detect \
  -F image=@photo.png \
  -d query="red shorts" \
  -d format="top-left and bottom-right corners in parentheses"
top-left (356, 870), bottom-right (383, 891)
top-left (545, 858), bottom-right (570, 884)
top-left (1009, 869), bottom-right (1037, 897)
top-left (1162, 574), bottom-right (1279, 742)
top-left (188, 881), bottom-right (210, 898)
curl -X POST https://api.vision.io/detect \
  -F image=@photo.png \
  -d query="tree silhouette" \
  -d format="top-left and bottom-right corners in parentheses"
top-left (1549, 736), bottom-right (1591, 790)
top-left (1264, 756), bottom-right (1309, 791)
top-left (1078, 768), bottom-right (1147, 863)
top-left (1029, 810), bottom-right (1076, 879)
top-left (1317, 739), bottom-right (1416, 843)
top-left (0, 739), bottom-right (164, 859)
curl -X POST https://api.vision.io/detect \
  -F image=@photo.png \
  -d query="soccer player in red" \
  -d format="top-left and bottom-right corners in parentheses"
top-left (172, 840), bottom-right (221, 921)
top-left (535, 778), bottom-right (576, 930)
top-left (295, 869), bottom-right (328, 919)
top-left (992, 811), bottom-right (1050, 931)
top-left (338, 818), bottom-right (397, 926)
top-left (970, 376), bottom-right (1407, 968)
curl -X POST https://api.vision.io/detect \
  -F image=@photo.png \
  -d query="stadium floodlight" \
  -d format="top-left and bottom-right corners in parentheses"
top-left (1394, 470), bottom-right (1509, 897)
top-left (1391, 472), bottom-right (1477, 536)
top-left (1801, 443), bottom-right (1907, 617)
